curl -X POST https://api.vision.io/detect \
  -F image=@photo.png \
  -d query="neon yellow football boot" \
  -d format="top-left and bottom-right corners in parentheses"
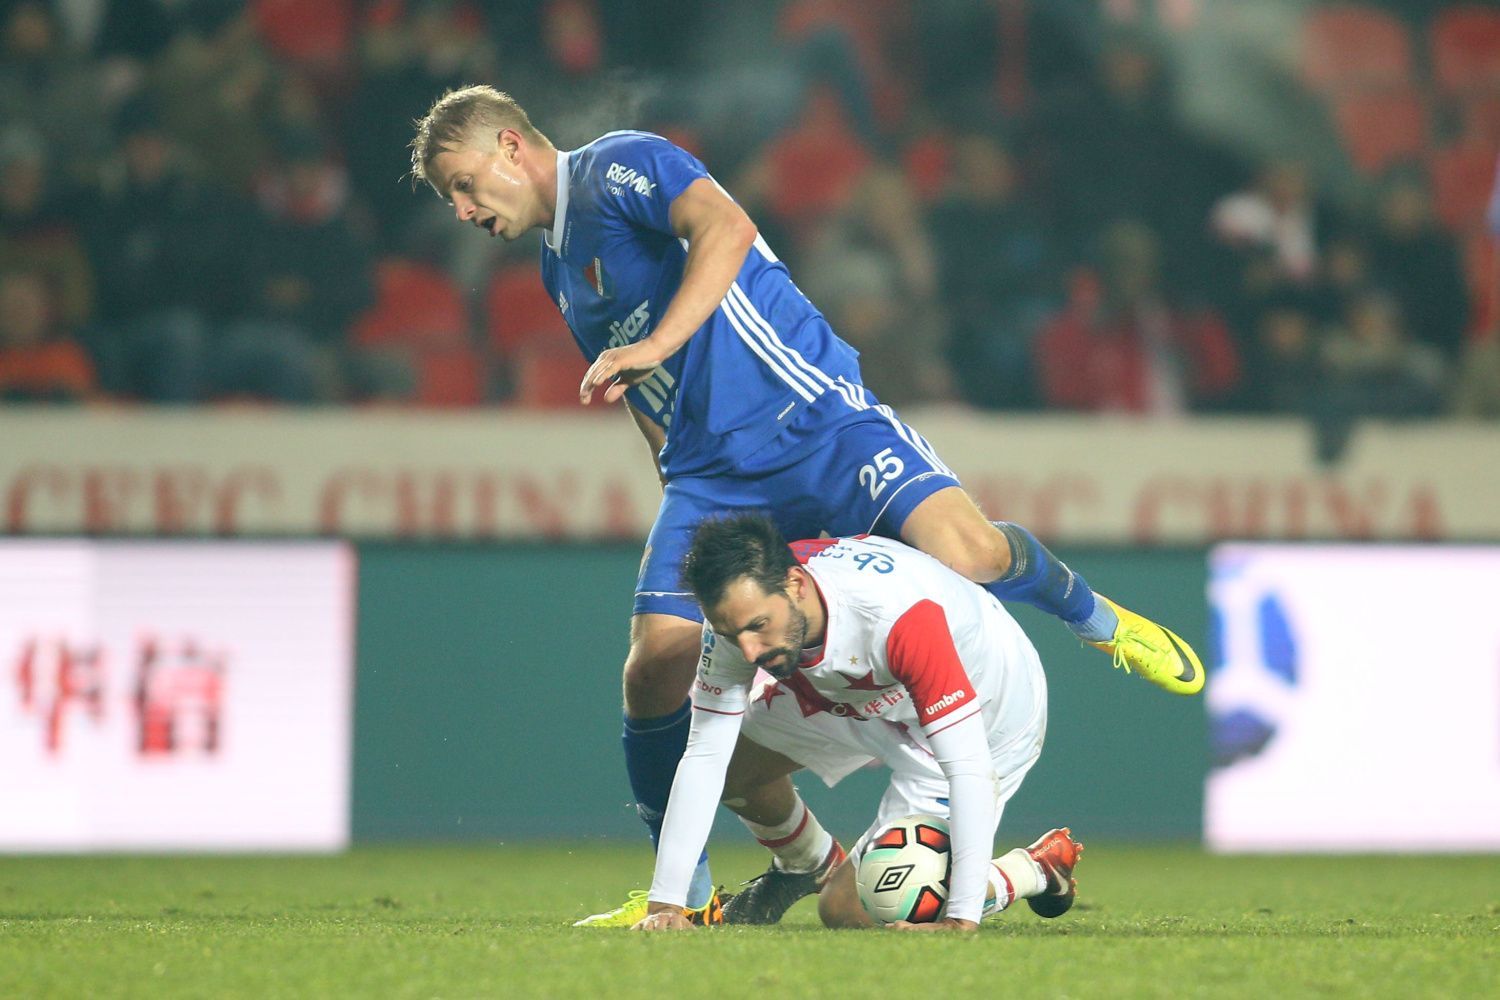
top-left (1089, 595), bottom-right (1205, 696)
top-left (572, 888), bottom-right (725, 928)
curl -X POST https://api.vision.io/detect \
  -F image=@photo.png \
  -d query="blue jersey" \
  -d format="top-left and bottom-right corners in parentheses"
top-left (539, 131), bottom-right (864, 479)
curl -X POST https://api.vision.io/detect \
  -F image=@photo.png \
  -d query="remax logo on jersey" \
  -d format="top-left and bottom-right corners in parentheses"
top-left (605, 162), bottom-right (657, 197)
top-left (923, 689), bottom-right (967, 717)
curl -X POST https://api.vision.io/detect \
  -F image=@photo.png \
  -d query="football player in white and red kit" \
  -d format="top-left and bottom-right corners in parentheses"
top-left (633, 514), bottom-right (1083, 931)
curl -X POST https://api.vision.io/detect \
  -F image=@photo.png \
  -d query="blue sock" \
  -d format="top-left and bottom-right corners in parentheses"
top-left (983, 521), bottom-right (1117, 641)
top-left (622, 700), bottom-right (713, 908)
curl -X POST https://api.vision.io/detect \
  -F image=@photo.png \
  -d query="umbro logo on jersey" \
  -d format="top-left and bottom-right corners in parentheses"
top-left (557, 291), bottom-right (569, 314)
top-left (923, 689), bottom-right (967, 716)
top-left (605, 162), bottom-right (657, 197)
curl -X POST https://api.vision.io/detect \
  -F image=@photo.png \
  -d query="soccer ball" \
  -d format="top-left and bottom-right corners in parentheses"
top-left (855, 814), bottom-right (952, 925)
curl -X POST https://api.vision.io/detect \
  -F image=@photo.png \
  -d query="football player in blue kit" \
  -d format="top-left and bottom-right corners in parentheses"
top-left (410, 85), bottom-right (1202, 927)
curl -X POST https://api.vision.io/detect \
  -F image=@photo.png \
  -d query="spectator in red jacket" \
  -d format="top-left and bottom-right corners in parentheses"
top-left (1033, 220), bottom-right (1240, 414)
top-left (0, 265), bottom-right (97, 402)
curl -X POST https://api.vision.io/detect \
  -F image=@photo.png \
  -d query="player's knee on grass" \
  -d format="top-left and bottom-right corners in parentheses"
top-left (622, 615), bottom-right (702, 717)
top-left (899, 488), bottom-right (1013, 584)
top-left (818, 858), bottom-right (873, 929)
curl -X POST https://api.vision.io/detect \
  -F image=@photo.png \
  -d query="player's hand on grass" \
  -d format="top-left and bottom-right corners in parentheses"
top-left (886, 917), bottom-right (979, 933)
top-left (631, 904), bottom-right (694, 931)
top-left (580, 340), bottom-right (670, 404)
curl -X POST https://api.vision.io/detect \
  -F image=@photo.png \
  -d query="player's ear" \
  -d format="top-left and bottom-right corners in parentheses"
top-left (498, 127), bottom-right (522, 160)
top-left (785, 566), bottom-right (806, 600)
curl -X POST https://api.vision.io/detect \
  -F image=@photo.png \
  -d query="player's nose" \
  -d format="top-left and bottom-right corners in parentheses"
top-left (453, 197), bottom-right (475, 222)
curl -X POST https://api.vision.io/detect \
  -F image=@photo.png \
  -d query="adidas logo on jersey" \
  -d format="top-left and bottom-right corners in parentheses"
top-left (603, 299), bottom-right (676, 425)
top-left (557, 291), bottom-right (569, 314)
top-left (923, 689), bottom-right (967, 716)
top-left (606, 162), bottom-right (657, 197)
top-left (607, 300), bottom-right (651, 347)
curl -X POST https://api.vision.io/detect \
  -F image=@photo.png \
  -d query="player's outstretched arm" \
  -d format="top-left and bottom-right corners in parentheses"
top-left (579, 179), bottom-right (757, 404)
top-left (635, 702), bottom-right (745, 928)
top-left (885, 600), bottom-right (997, 927)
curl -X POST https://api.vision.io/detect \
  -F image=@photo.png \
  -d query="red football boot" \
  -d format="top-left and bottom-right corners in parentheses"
top-left (1025, 827), bottom-right (1084, 918)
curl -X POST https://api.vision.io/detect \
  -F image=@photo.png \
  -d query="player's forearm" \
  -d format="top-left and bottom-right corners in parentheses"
top-left (648, 767), bottom-right (723, 907)
top-left (647, 710), bottom-right (740, 906)
top-left (941, 768), bottom-right (998, 924)
top-left (645, 214), bottom-right (756, 358)
top-left (927, 713), bottom-right (998, 925)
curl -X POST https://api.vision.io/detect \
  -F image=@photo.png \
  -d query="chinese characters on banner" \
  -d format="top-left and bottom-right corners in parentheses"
top-left (12, 637), bottom-right (226, 757)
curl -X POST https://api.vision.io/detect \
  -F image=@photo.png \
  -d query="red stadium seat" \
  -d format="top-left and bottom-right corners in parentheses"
top-left (511, 342), bottom-right (585, 410)
top-left (1301, 4), bottom-right (1413, 94)
top-left (1430, 139), bottom-right (1500, 232)
top-left (1331, 88), bottom-right (1429, 174)
top-left (1431, 7), bottom-right (1500, 152)
top-left (902, 131), bottom-right (954, 204)
top-left (1431, 7), bottom-right (1500, 98)
top-left (486, 263), bottom-right (570, 356)
top-left (415, 345), bottom-right (485, 408)
top-left (352, 258), bottom-right (470, 349)
top-left (252, 0), bottom-right (354, 66)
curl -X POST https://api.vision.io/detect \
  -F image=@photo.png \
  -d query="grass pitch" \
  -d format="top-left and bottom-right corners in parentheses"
top-left (2, 842), bottom-right (1496, 999)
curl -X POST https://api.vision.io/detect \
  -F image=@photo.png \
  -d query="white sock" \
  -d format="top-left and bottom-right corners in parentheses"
top-left (741, 795), bottom-right (835, 875)
top-left (984, 848), bottom-right (1047, 917)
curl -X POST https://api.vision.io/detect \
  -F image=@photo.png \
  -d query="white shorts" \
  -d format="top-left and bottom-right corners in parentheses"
top-left (739, 650), bottom-right (1048, 859)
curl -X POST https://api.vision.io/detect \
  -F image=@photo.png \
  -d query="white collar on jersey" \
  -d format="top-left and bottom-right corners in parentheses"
top-left (544, 148), bottom-right (570, 253)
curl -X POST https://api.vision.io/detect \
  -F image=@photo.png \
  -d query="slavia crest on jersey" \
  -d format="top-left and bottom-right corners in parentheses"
top-left (584, 257), bottom-right (609, 298)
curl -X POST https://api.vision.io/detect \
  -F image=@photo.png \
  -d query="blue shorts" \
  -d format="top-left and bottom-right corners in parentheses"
top-left (634, 404), bottom-right (961, 620)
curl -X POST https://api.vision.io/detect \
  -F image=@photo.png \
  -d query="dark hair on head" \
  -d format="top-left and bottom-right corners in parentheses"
top-left (682, 513), bottom-right (797, 611)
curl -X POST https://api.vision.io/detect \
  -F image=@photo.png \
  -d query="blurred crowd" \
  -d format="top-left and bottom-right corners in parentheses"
top-left (3, 0), bottom-right (1499, 433)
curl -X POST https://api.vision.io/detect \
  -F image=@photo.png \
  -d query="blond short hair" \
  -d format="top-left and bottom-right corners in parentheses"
top-left (409, 85), bottom-right (549, 187)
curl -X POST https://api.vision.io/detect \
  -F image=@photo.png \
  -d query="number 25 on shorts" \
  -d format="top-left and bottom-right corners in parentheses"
top-left (858, 448), bottom-right (905, 500)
